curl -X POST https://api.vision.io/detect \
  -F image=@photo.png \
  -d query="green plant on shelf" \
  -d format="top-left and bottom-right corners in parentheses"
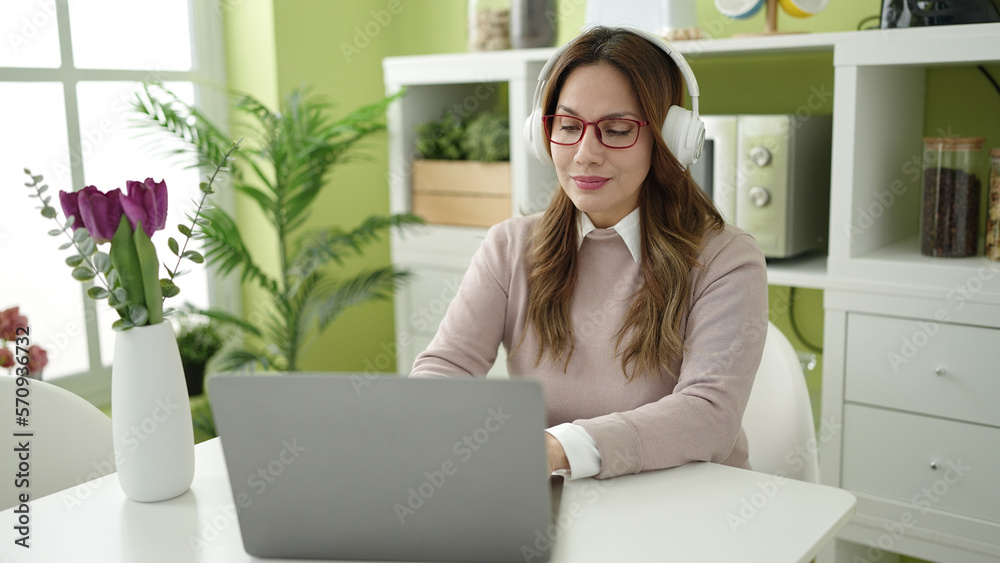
top-left (174, 313), bottom-right (224, 397)
top-left (415, 111), bottom-right (509, 162)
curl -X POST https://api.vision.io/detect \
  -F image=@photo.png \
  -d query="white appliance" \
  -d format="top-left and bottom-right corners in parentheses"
top-left (693, 114), bottom-right (833, 259)
top-left (584, 0), bottom-right (697, 37)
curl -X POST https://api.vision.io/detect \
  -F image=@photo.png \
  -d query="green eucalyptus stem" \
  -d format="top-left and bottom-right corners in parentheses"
top-left (23, 170), bottom-right (112, 293)
top-left (61, 230), bottom-right (112, 293)
top-left (164, 139), bottom-right (242, 296)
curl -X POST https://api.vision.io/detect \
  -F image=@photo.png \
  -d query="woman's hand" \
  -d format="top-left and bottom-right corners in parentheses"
top-left (545, 432), bottom-right (570, 474)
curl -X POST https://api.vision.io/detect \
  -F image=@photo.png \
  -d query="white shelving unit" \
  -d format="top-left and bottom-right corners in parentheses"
top-left (384, 22), bottom-right (1000, 562)
top-left (816, 22), bottom-right (1000, 563)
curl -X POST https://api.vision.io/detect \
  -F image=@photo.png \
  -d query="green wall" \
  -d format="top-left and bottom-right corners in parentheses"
top-left (222, 2), bottom-right (999, 391)
top-left (223, 0), bottom-right (284, 371)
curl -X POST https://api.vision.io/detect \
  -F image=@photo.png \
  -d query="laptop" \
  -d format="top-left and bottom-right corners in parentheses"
top-left (208, 374), bottom-right (559, 562)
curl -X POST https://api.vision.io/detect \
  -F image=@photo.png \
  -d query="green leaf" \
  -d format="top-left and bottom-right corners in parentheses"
top-left (110, 216), bottom-right (145, 311)
top-left (160, 279), bottom-right (180, 298)
top-left (79, 237), bottom-right (96, 256)
top-left (58, 241), bottom-right (73, 250)
top-left (73, 228), bottom-right (89, 242)
top-left (48, 228), bottom-right (63, 236)
top-left (133, 223), bottom-right (163, 325)
top-left (199, 181), bottom-right (213, 194)
top-left (198, 206), bottom-right (279, 294)
top-left (192, 308), bottom-right (262, 337)
top-left (65, 255), bottom-right (85, 267)
top-left (129, 305), bottom-right (149, 326)
top-left (72, 266), bottom-right (96, 281)
top-left (233, 183), bottom-right (275, 215)
top-left (182, 250), bottom-right (204, 264)
top-left (38, 184), bottom-right (49, 194)
top-left (194, 217), bottom-right (210, 226)
top-left (87, 287), bottom-right (110, 300)
top-left (93, 252), bottom-right (112, 274)
top-left (65, 216), bottom-right (76, 229)
top-left (112, 319), bottom-right (134, 331)
top-left (313, 267), bottom-right (408, 332)
top-left (133, 81), bottom-right (232, 173)
top-left (113, 288), bottom-right (128, 304)
top-left (41, 207), bottom-right (57, 219)
top-left (178, 224), bottom-right (192, 236)
top-left (168, 237), bottom-right (180, 256)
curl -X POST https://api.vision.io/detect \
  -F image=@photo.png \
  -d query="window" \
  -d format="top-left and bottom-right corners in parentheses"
top-left (0, 1), bottom-right (230, 404)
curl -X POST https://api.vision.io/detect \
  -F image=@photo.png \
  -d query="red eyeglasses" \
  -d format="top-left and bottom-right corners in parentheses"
top-left (542, 115), bottom-right (649, 149)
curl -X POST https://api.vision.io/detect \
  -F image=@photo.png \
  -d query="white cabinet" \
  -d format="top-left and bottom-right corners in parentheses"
top-left (815, 22), bottom-right (1000, 563)
top-left (384, 22), bottom-right (1000, 562)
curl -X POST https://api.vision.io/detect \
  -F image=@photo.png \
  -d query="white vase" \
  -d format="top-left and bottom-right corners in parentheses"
top-left (112, 322), bottom-right (195, 502)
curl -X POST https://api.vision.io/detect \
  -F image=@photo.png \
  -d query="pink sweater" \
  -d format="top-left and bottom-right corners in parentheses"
top-left (411, 213), bottom-right (768, 479)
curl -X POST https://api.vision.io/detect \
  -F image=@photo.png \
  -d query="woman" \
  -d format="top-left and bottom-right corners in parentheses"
top-left (411, 27), bottom-right (768, 480)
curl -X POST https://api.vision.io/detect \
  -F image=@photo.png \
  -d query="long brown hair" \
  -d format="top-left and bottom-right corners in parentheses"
top-left (524, 27), bottom-right (724, 380)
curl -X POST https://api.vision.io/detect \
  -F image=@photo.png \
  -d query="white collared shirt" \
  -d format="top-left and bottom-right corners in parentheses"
top-left (576, 207), bottom-right (642, 263)
top-left (547, 207), bottom-right (641, 479)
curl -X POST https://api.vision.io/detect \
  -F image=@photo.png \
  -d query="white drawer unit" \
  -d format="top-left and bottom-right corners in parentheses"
top-left (395, 272), bottom-right (510, 378)
top-left (399, 266), bottom-right (466, 338)
top-left (841, 404), bottom-right (1000, 524)
top-left (845, 314), bottom-right (1000, 427)
top-left (822, 294), bottom-right (1000, 562)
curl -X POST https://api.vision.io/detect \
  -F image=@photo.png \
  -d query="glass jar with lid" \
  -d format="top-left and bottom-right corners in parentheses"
top-left (468, 0), bottom-right (510, 51)
top-left (920, 137), bottom-right (985, 258)
top-left (510, 0), bottom-right (557, 49)
top-left (987, 148), bottom-right (1000, 262)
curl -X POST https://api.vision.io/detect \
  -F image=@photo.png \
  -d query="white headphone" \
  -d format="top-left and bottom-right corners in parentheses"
top-left (523, 28), bottom-right (705, 169)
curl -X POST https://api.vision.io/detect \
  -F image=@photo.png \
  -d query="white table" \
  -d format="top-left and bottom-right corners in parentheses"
top-left (2, 438), bottom-right (854, 562)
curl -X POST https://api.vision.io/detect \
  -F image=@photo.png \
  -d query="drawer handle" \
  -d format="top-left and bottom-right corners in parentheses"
top-left (934, 367), bottom-right (946, 376)
top-left (930, 461), bottom-right (938, 470)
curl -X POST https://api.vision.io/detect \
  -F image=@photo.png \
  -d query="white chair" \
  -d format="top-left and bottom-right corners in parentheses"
top-left (1, 376), bottom-right (116, 511)
top-left (742, 322), bottom-right (820, 483)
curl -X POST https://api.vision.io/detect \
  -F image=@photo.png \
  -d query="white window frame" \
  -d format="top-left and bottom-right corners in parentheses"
top-left (1, 1), bottom-right (237, 405)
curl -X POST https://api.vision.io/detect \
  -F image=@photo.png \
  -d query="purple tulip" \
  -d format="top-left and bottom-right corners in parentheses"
top-left (59, 185), bottom-right (101, 232)
top-left (120, 178), bottom-right (168, 237)
top-left (78, 187), bottom-right (125, 244)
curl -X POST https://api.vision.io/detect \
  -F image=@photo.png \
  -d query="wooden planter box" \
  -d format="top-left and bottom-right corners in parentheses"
top-left (411, 160), bottom-right (511, 228)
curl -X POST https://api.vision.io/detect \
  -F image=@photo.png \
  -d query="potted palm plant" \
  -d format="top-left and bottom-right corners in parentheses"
top-left (133, 83), bottom-right (422, 373)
